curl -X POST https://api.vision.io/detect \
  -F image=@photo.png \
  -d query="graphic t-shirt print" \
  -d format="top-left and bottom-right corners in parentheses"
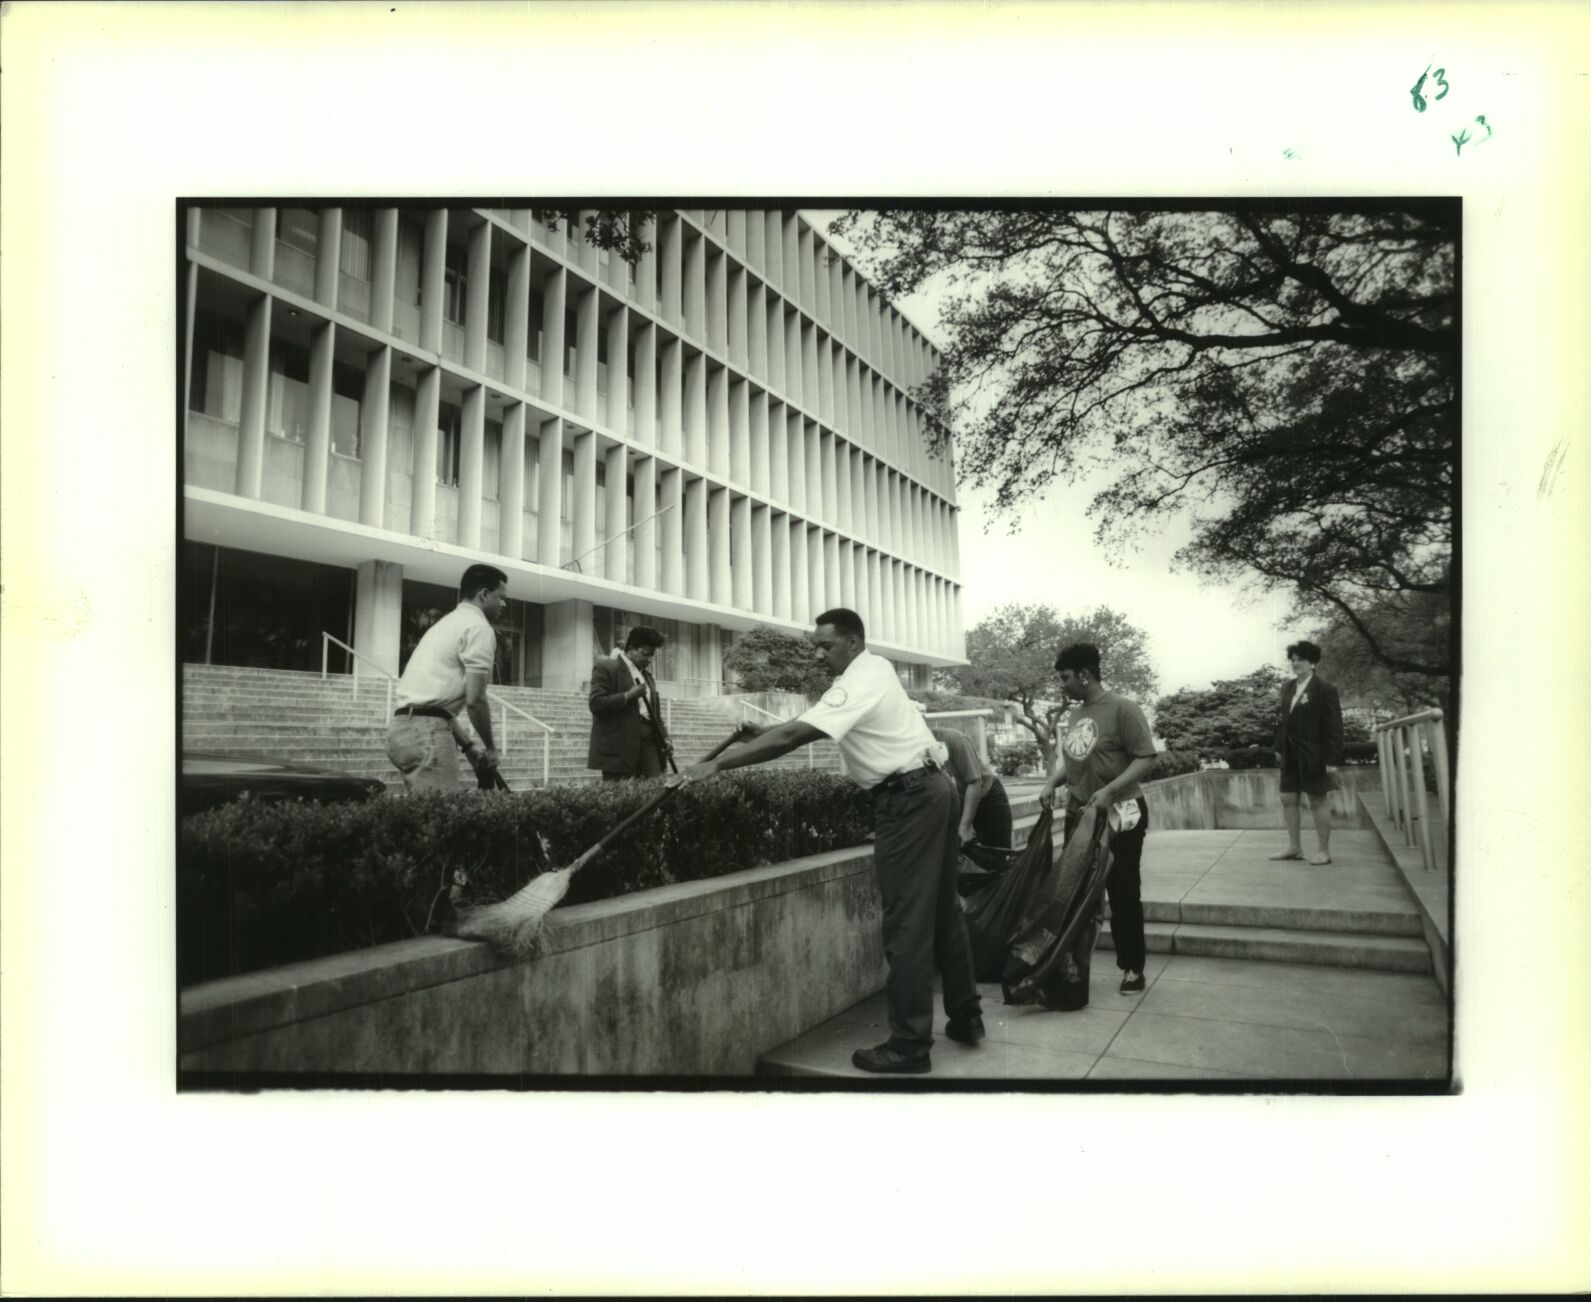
top-left (1064, 715), bottom-right (1098, 760)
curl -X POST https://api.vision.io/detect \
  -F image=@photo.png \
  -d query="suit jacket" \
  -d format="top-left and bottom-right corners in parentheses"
top-left (1274, 674), bottom-right (1344, 778)
top-left (586, 655), bottom-right (670, 774)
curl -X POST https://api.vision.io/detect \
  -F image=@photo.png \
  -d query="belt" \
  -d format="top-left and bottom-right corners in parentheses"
top-left (872, 764), bottom-right (931, 794)
top-left (394, 704), bottom-right (454, 722)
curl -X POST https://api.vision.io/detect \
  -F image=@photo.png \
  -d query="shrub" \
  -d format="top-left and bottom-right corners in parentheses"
top-left (722, 626), bottom-right (830, 697)
top-left (991, 738), bottom-right (1041, 776)
top-left (1341, 741), bottom-right (1379, 766)
top-left (1222, 746), bottom-right (1279, 770)
top-left (179, 770), bottom-right (872, 987)
top-left (1148, 749), bottom-right (1201, 781)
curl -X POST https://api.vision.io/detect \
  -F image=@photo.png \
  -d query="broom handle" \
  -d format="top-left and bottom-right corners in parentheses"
top-left (567, 728), bottom-right (746, 871)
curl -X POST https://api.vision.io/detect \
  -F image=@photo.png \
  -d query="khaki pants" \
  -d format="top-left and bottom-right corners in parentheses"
top-left (386, 714), bottom-right (460, 791)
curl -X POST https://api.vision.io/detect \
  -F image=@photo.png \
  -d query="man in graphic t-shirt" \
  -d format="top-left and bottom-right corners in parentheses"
top-left (1038, 642), bottom-right (1159, 994)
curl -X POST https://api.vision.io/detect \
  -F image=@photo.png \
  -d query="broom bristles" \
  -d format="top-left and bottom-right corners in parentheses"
top-left (455, 867), bottom-right (572, 954)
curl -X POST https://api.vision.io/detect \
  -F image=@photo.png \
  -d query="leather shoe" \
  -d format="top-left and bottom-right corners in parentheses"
top-left (852, 1041), bottom-right (931, 1074)
top-left (945, 1013), bottom-right (985, 1044)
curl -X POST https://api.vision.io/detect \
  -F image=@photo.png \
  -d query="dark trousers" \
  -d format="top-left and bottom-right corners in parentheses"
top-left (602, 737), bottom-right (665, 781)
top-left (973, 777), bottom-right (1013, 849)
top-left (871, 766), bottom-right (981, 1048)
top-left (1067, 797), bottom-right (1149, 974)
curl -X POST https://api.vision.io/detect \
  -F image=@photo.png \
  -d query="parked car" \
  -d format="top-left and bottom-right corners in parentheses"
top-left (181, 750), bottom-right (387, 817)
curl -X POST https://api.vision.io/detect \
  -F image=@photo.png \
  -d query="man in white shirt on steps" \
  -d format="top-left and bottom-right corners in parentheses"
top-left (385, 563), bottom-right (506, 791)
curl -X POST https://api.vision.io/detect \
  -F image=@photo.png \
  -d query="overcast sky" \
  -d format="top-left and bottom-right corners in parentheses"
top-left (815, 210), bottom-right (1304, 697)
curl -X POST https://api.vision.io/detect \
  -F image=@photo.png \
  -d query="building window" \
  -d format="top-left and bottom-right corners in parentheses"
top-left (487, 266), bottom-right (507, 344)
top-left (437, 400), bottom-right (462, 485)
top-left (443, 243), bottom-right (467, 326)
top-left (564, 308), bottom-right (578, 376)
top-left (331, 360), bottom-right (363, 458)
top-left (189, 309), bottom-right (246, 421)
top-left (397, 216), bottom-right (425, 306)
top-left (341, 209), bottom-right (373, 282)
top-left (484, 417), bottom-right (502, 500)
top-left (527, 287), bottom-right (545, 362)
top-left (266, 335), bottom-right (312, 444)
top-left (277, 207), bottom-right (319, 256)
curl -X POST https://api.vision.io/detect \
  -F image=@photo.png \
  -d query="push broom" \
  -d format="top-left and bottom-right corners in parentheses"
top-left (453, 726), bottom-right (749, 955)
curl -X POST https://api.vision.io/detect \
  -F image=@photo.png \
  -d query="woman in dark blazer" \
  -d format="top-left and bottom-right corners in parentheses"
top-left (1271, 639), bottom-right (1344, 865)
top-left (586, 627), bottom-right (672, 780)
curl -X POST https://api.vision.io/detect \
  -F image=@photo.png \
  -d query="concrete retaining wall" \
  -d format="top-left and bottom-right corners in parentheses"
top-left (1143, 768), bottom-right (1380, 831)
top-left (181, 847), bottom-right (888, 1079)
top-left (180, 794), bottom-right (1051, 1080)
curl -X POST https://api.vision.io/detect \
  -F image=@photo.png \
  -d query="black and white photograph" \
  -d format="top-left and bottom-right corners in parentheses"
top-left (4, 2), bottom-right (1589, 1296)
top-left (176, 198), bottom-right (1458, 1091)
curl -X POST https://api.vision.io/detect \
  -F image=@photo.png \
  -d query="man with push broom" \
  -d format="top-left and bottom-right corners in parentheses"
top-left (669, 607), bottom-right (983, 1075)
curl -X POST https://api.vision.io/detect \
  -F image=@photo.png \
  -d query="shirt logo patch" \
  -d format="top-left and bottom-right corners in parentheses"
top-left (821, 686), bottom-right (848, 708)
top-left (1063, 716), bottom-right (1098, 760)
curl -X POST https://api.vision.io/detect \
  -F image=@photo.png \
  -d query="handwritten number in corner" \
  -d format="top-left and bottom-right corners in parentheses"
top-left (1410, 64), bottom-right (1451, 114)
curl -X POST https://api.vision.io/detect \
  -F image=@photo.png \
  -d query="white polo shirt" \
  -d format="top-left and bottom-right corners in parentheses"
top-left (394, 602), bottom-right (496, 715)
top-left (799, 649), bottom-right (939, 789)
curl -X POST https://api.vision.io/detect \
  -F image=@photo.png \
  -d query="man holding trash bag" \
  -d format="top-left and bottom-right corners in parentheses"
top-left (931, 724), bottom-right (1013, 850)
top-left (1039, 642), bottom-right (1159, 995)
top-left (668, 608), bottom-right (982, 1075)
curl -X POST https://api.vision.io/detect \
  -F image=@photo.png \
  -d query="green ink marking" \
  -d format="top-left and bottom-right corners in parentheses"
top-left (1410, 65), bottom-right (1430, 112)
top-left (1451, 126), bottom-right (1471, 155)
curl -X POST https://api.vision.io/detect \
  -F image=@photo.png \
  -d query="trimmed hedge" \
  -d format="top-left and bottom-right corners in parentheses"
top-left (991, 738), bottom-right (1041, 776)
top-left (1149, 750), bottom-right (1201, 780)
top-left (1222, 746), bottom-right (1279, 770)
top-left (179, 770), bottom-right (872, 987)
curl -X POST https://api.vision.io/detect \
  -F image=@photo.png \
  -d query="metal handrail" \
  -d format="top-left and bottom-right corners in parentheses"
top-left (1374, 707), bottom-right (1450, 873)
top-left (321, 632), bottom-right (394, 716)
top-left (489, 691), bottom-right (555, 789)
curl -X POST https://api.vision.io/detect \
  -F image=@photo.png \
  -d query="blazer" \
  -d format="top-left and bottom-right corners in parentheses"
top-left (1274, 674), bottom-right (1344, 778)
top-left (586, 655), bottom-right (669, 774)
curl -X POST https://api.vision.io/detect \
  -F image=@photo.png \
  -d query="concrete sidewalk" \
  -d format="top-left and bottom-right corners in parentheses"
top-left (759, 825), bottom-right (1450, 1083)
top-left (758, 954), bottom-right (1448, 1082)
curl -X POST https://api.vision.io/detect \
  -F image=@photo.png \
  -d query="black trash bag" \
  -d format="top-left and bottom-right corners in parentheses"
top-left (961, 807), bottom-right (1059, 983)
top-left (959, 804), bottom-right (1118, 1009)
top-left (955, 841), bottom-right (1020, 897)
top-left (1002, 804), bottom-right (1116, 1011)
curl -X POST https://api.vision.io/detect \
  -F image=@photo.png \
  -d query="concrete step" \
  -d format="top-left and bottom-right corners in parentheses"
top-left (1098, 921), bottom-right (1430, 974)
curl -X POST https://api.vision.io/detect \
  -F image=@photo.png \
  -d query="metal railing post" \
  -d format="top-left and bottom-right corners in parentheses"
top-left (1410, 727), bottom-right (1435, 871)
top-left (1399, 726), bottom-right (1419, 848)
top-left (542, 731), bottom-right (550, 789)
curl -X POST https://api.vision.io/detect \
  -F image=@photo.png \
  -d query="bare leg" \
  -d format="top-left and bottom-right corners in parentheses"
top-left (1270, 792), bottom-right (1304, 859)
top-left (1310, 793), bottom-right (1332, 862)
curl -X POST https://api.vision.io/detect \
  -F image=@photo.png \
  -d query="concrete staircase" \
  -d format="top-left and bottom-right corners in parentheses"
top-left (183, 664), bottom-right (843, 791)
top-left (1005, 808), bottom-right (1431, 975)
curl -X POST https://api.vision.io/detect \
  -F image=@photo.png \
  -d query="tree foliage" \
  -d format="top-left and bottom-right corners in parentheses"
top-left (1311, 594), bottom-right (1451, 718)
top-left (531, 209), bottom-right (654, 266)
top-left (946, 603), bottom-right (1157, 768)
top-left (831, 205), bottom-right (1457, 697)
top-left (723, 625), bottom-right (831, 698)
top-left (1153, 666), bottom-right (1290, 754)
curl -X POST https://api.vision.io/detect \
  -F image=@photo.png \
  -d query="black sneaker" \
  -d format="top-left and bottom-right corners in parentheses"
top-left (945, 1013), bottom-right (986, 1044)
top-left (852, 1040), bottom-right (932, 1074)
top-left (1119, 970), bottom-right (1146, 994)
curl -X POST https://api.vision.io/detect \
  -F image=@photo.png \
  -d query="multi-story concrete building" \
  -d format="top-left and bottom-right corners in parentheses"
top-left (181, 204), bottom-right (966, 694)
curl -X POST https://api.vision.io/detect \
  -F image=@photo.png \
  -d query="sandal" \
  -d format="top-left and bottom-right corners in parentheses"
top-left (1309, 853), bottom-right (1332, 865)
top-left (1267, 850), bottom-right (1305, 861)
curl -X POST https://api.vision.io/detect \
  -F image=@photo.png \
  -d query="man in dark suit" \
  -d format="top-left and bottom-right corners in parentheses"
top-left (1270, 639), bottom-right (1345, 866)
top-left (587, 626), bottom-right (672, 781)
